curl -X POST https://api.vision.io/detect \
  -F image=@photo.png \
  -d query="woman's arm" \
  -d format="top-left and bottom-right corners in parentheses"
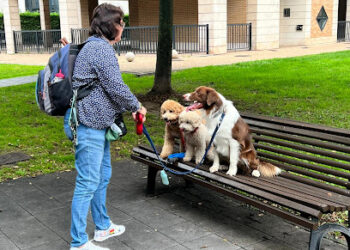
top-left (91, 43), bottom-right (140, 113)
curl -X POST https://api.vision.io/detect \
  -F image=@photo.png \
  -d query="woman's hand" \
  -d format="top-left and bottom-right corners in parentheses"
top-left (132, 106), bottom-right (147, 123)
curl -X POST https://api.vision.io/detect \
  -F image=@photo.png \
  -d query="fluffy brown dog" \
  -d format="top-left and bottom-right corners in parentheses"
top-left (160, 100), bottom-right (186, 159)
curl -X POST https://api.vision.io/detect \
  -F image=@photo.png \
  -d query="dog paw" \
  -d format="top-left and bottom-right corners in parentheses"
top-left (252, 170), bottom-right (261, 178)
top-left (209, 166), bottom-right (219, 173)
top-left (226, 168), bottom-right (237, 176)
top-left (183, 156), bottom-right (192, 162)
top-left (160, 153), bottom-right (168, 159)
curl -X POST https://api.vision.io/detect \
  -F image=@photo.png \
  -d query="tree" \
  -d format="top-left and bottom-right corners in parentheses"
top-left (150, 0), bottom-right (173, 94)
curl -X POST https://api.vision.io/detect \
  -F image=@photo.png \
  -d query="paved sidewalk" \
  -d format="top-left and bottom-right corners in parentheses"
top-left (0, 160), bottom-right (346, 250)
top-left (0, 75), bottom-right (37, 88)
top-left (0, 42), bottom-right (349, 74)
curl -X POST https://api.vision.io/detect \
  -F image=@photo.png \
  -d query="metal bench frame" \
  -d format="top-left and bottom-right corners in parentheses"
top-left (131, 113), bottom-right (350, 250)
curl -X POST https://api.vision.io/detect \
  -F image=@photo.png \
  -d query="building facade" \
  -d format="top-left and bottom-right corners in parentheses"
top-left (2, 0), bottom-right (350, 54)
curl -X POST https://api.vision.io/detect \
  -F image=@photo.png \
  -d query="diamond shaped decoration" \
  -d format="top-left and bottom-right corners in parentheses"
top-left (316, 6), bottom-right (328, 31)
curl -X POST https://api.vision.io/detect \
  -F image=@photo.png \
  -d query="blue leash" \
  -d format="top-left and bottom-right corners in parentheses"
top-left (142, 112), bottom-right (225, 184)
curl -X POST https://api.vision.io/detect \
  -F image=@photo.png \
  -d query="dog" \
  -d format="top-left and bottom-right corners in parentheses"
top-left (179, 110), bottom-right (214, 164)
top-left (159, 100), bottom-right (186, 159)
top-left (183, 86), bottom-right (281, 177)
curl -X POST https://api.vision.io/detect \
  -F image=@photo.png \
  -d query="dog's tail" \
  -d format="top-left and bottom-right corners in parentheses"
top-left (257, 161), bottom-right (281, 177)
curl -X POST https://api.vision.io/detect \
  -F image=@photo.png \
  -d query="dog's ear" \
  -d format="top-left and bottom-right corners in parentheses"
top-left (207, 90), bottom-right (218, 106)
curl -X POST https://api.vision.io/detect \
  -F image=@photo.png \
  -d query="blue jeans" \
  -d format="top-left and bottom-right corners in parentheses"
top-left (64, 109), bottom-right (112, 247)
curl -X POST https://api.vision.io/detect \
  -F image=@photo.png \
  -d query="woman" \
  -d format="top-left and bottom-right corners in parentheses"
top-left (64, 4), bottom-right (147, 250)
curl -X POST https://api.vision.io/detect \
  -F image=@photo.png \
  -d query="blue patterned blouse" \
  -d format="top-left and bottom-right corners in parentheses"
top-left (72, 36), bottom-right (140, 129)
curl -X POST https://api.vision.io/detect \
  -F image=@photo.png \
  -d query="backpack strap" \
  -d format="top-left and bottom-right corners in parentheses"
top-left (57, 49), bottom-right (62, 71)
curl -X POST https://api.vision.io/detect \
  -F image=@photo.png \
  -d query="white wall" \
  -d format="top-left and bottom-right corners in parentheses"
top-left (0, 0), bottom-right (26, 13)
top-left (279, 0), bottom-right (310, 46)
top-left (98, 0), bottom-right (129, 14)
top-left (347, 0), bottom-right (350, 21)
top-left (247, 0), bottom-right (280, 50)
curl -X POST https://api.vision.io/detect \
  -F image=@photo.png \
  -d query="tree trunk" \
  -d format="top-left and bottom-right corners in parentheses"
top-left (151, 0), bottom-right (173, 94)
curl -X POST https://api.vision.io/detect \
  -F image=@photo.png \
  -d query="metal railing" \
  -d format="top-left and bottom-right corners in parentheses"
top-left (227, 23), bottom-right (252, 51)
top-left (337, 21), bottom-right (350, 42)
top-left (14, 29), bottom-right (62, 53)
top-left (0, 31), bottom-right (6, 51)
top-left (72, 24), bottom-right (209, 54)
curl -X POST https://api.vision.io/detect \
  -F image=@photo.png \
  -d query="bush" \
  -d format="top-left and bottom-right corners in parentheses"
top-left (20, 12), bottom-right (41, 30)
top-left (0, 13), bottom-right (3, 31)
top-left (0, 12), bottom-right (60, 31)
top-left (123, 14), bottom-right (129, 27)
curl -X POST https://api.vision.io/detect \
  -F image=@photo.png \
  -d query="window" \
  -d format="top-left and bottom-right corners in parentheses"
top-left (316, 6), bottom-right (328, 31)
top-left (284, 8), bottom-right (290, 17)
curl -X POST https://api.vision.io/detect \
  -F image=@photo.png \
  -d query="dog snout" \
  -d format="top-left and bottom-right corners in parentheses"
top-left (183, 93), bottom-right (190, 101)
top-left (163, 117), bottom-right (169, 122)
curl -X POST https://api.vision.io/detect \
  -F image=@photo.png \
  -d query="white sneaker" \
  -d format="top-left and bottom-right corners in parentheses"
top-left (70, 240), bottom-right (110, 250)
top-left (93, 222), bottom-right (125, 242)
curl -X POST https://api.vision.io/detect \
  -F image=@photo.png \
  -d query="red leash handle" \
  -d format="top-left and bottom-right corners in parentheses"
top-left (136, 112), bottom-right (144, 135)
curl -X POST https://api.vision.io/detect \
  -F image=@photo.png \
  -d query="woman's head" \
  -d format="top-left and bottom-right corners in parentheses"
top-left (89, 3), bottom-right (125, 44)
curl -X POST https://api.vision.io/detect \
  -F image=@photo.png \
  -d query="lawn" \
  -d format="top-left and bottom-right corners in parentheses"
top-left (0, 64), bottom-right (44, 80)
top-left (0, 50), bottom-right (350, 182)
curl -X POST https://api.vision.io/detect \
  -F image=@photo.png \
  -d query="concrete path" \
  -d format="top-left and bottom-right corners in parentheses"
top-left (0, 42), bottom-right (349, 75)
top-left (0, 160), bottom-right (346, 250)
top-left (0, 75), bottom-right (37, 88)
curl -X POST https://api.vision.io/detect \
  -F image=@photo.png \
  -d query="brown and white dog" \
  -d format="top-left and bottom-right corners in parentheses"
top-left (160, 100), bottom-right (186, 159)
top-left (183, 86), bottom-right (281, 177)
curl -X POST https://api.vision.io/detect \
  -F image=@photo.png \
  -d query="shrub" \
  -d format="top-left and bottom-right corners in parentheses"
top-left (0, 12), bottom-right (60, 31)
top-left (0, 13), bottom-right (3, 31)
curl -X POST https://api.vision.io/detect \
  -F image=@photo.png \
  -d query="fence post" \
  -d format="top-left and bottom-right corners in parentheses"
top-left (206, 24), bottom-right (209, 54)
top-left (36, 31), bottom-right (40, 53)
top-left (13, 31), bottom-right (17, 53)
top-left (249, 23), bottom-right (252, 50)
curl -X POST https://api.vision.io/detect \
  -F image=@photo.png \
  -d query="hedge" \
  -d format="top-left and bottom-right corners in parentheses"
top-left (0, 13), bottom-right (3, 31)
top-left (0, 12), bottom-right (60, 31)
top-left (0, 12), bottom-right (127, 31)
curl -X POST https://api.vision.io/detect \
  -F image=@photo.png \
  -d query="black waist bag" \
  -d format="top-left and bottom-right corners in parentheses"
top-left (114, 114), bottom-right (127, 137)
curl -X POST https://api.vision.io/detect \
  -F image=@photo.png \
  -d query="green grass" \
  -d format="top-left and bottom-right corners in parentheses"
top-left (0, 64), bottom-right (43, 80)
top-left (1, 50), bottom-right (350, 181)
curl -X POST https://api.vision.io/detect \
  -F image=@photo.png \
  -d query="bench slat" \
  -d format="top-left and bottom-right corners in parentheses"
top-left (242, 113), bottom-right (350, 137)
top-left (258, 156), bottom-right (350, 189)
top-left (250, 128), bottom-right (350, 154)
top-left (253, 135), bottom-right (350, 163)
top-left (131, 154), bottom-right (318, 230)
top-left (212, 171), bottom-right (332, 212)
top-left (133, 147), bottom-right (322, 218)
top-left (246, 119), bottom-right (350, 146)
top-left (257, 151), bottom-right (350, 181)
top-left (237, 176), bottom-right (346, 212)
top-left (279, 171), bottom-right (350, 196)
top-left (259, 176), bottom-right (350, 209)
top-left (255, 144), bottom-right (350, 172)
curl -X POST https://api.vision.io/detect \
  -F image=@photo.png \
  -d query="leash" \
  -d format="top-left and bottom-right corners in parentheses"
top-left (142, 112), bottom-right (225, 180)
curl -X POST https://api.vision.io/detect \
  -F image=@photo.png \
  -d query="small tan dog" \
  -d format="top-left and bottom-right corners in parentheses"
top-left (179, 110), bottom-right (214, 164)
top-left (160, 100), bottom-right (186, 159)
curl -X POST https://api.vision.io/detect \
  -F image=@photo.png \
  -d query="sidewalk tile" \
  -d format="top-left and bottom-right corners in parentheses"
top-left (0, 217), bottom-right (60, 249)
top-left (118, 219), bottom-right (178, 250)
top-left (25, 239), bottom-right (69, 250)
top-left (117, 200), bottom-right (187, 230)
top-left (0, 233), bottom-right (20, 250)
top-left (158, 221), bottom-right (211, 243)
top-left (182, 234), bottom-right (241, 250)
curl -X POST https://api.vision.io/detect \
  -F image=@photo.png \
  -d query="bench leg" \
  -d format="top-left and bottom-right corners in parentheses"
top-left (147, 166), bottom-right (158, 195)
top-left (309, 223), bottom-right (350, 250)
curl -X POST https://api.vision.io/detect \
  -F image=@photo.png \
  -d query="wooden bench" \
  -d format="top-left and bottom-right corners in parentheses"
top-left (131, 113), bottom-right (350, 250)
